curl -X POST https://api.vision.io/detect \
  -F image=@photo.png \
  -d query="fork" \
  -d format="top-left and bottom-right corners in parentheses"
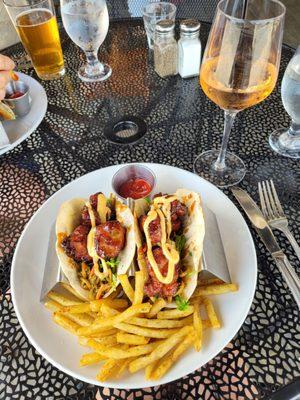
top-left (258, 179), bottom-right (300, 262)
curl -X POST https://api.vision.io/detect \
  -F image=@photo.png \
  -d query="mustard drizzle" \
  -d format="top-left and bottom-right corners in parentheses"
top-left (144, 196), bottom-right (180, 284)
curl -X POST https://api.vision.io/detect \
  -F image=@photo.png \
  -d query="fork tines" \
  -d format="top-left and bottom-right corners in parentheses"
top-left (258, 179), bottom-right (285, 220)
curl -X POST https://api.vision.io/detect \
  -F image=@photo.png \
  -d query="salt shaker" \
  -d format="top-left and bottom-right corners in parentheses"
top-left (178, 19), bottom-right (201, 78)
top-left (153, 20), bottom-right (178, 78)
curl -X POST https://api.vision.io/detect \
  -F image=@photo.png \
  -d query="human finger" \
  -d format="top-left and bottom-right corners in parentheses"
top-left (0, 71), bottom-right (12, 90)
top-left (0, 55), bottom-right (15, 71)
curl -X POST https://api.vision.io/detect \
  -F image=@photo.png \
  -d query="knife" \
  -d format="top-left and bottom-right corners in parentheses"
top-left (231, 187), bottom-right (300, 309)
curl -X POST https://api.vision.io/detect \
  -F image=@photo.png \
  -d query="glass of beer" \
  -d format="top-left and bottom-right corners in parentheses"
top-left (4, 0), bottom-right (65, 80)
top-left (194, 0), bottom-right (285, 187)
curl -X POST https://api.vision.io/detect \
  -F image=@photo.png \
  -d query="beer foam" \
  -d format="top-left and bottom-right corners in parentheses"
top-left (16, 8), bottom-right (53, 27)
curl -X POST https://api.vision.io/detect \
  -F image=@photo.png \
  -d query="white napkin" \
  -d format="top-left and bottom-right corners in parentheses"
top-left (0, 122), bottom-right (11, 149)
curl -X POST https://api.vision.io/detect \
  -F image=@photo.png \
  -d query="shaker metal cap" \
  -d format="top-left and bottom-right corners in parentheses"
top-left (180, 19), bottom-right (201, 33)
top-left (155, 19), bottom-right (175, 33)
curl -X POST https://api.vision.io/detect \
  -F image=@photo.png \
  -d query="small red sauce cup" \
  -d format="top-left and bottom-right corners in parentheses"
top-left (112, 164), bottom-right (156, 200)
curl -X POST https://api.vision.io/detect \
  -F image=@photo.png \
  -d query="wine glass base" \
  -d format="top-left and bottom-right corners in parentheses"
top-left (193, 150), bottom-right (246, 188)
top-left (269, 128), bottom-right (300, 159)
top-left (78, 63), bottom-right (112, 82)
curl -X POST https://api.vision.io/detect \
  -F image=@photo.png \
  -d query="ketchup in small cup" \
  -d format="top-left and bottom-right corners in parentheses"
top-left (112, 165), bottom-right (156, 200)
top-left (119, 178), bottom-right (152, 199)
top-left (7, 91), bottom-right (24, 99)
top-left (4, 79), bottom-right (31, 118)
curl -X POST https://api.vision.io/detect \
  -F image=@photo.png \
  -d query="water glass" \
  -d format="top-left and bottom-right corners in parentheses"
top-left (142, 2), bottom-right (176, 49)
top-left (4, 0), bottom-right (65, 80)
top-left (269, 46), bottom-right (300, 158)
top-left (60, 0), bottom-right (111, 82)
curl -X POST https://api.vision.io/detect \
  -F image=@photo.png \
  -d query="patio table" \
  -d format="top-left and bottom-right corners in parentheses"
top-left (0, 19), bottom-right (299, 400)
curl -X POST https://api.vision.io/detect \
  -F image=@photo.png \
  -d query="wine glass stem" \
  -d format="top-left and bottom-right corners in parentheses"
top-left (84, 50), bottom-right (104, 75)
top-left (288, 120), bottom-right (300, 137)
top-left (214, 110), bottom-right (237, 171)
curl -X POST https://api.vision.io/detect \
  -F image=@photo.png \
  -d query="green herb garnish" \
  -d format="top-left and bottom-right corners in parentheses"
top-left (106, 198), bottom-right (112, 207)
top-left (175, 234), bottom-right (186, 255)
top-left (175, 295), bottom-right (189, 311)
top-left (111, 273), bottom-right (118, 290)
top-left (189, 251), bottom-right (193, 257)
top-left (144, 196), bottom-right (151, 204)
top-left (106, 258), bottom-right (120, 273)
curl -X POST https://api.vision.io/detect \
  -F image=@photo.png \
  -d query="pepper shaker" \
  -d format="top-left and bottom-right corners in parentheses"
top-left (178, 19), bottom-right (201, 78)
top-left (153, 20), bottom-right (178, 79)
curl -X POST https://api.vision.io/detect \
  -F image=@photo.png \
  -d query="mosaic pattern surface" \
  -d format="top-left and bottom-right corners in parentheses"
top-left (0, 21), bottom-right (299, 400)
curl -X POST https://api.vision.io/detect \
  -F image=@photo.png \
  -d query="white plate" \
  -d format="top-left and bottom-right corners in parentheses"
top-left (11, 163), bottom-right (257, 389)
top-left (0, 72), bottom-right (47, 156)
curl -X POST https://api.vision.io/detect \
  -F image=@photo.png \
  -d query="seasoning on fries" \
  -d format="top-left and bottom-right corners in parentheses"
top-left (45, 274), bottom-right (237, 381)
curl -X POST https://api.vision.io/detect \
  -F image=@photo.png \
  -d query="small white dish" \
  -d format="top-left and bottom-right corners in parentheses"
top-left (0, 72), bottom-right (47, 156)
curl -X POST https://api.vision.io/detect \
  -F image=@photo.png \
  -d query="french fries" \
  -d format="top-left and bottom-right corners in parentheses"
top-left (45, 275), bottom-right (238, 382)
top-left (198, 278), bottom-right (224, 287)
top-left (77, 303), bottom-right (151, 336)
top-left (47, 302), bottom-right (98, 326)
top-left (203, 297), bottom-right (221, 328)
top-left (47, 291), bottom-right (83, 306)
top-left (193, 283), bottom-right (238, 297)
top-left (129, 326), bottom-right (193, 373)
top-left (53, 312), bottom-right (80, 334)
top-left (151, 332), bottom-right (195, 380)
top-left (119, 274), bottom-right (135, 303)
top-left (115, 322), bottom-right (179, 339)
top-left (193, 300), bottom-right (202, 351)
top-left (10, 71), bottom-right (19, 81)
top-left (117, 332), bottom-right (149, 345)
top-left (133, 271), bottom-right (144, 304)
top-left (88, 339), bottom-right (159, 359)
top-left (90, 298), bottom-right (128, 312)
top-left (157, 306), bottom-right (194, 319)
top-left (44, 299), bottom-right (64, 312)
top-left (58, 298), bottom-right (129, 314)
top-left (87, 328), bottom-right (118, 338)
top-left (96, 359), bottom-right (120, 381)
top-left (145, 361), bottom-right (158, 380)
top-left (147, 298), bottom-right (167, 318)
top-left (79, 335), bottom-right (117, 347)
top-left (80, 352), bottom-right (105, 366)
top-left (59, 303), bottom-right (91, 314)
top-left (129, 316), bottom-right (191, 329)
top-left (100, 304), bottom-right (120, 318)
top-left (115, 358), bottom-right (132, 378)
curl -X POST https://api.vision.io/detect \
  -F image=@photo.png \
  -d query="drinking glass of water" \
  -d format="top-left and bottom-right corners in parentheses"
top-left (60, 0), bottom-right (111, 82)
top-left (269, 46), bottom-right (300, 158)
top-left (142, 2), bottom-right (176, 49)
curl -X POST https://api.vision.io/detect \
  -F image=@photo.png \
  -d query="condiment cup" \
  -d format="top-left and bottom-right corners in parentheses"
top-left (112, 164), bottom-right (156, 201)
top-left (4, 80), bottom-right (31, 118)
